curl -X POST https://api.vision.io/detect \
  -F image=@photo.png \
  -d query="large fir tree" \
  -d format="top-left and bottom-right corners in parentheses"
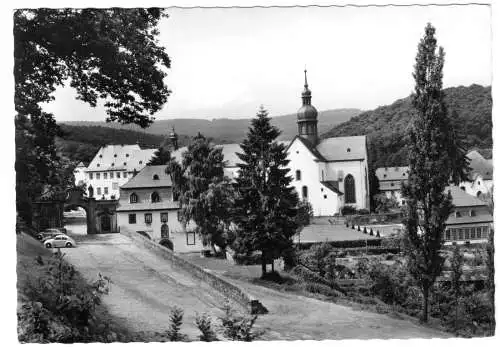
top-left (402, 23), bottom-right (469, 322)
top-left (233, 107), bottom-right (299, 277)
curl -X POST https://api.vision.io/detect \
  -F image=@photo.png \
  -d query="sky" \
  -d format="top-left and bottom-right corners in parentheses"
top-left (43, 4), bottom-right (492, 121)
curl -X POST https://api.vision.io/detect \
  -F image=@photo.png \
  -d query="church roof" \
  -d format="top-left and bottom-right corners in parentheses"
top-left (316, 136), bottom-right (367, 161)
top-left (121, 165), bottom-right (173, 189)
top-left (321, 181), bottom-right (343, 195)
top-left (86, 144), bottom-right (156, 172)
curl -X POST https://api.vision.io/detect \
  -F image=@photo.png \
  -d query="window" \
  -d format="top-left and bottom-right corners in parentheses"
top-left (97, 164), bottom-right (100, 167)
top-left (104, 173), bottom-right (108, 179)
top-left (117, 172), bottom-right (121, 179)
top-left (144, 213), bottom-right (152, 224)
top-left (460, 186), bottom-right (466, 191)
top-left (123, 172), bottom-right (127, 178)
top-left (321, 170), bottom-right (325, 181)
top-left (104, 187), bottom-right (108, 195)
top-left (112, 182), bottom-right (118, 190)
top-left (186, 232), bottom-right (196, 245)
top-left (96, 173), bottom-right (101, 180)
top-left (89, 173), bottom-right (93, 180)
top-left (130, 193), bottom-right (138, 203)
top-left (478, 181), bottom-right (481, 185)
top-left (161, 213), bottom-right (168, 223)
top-left (390, 183), bottom-right (394, 187)
top-left (445, 229), bottom-right (451, 240)
top-left (114, 154), bottom-right (117, 158)
top-left (139, 161), bottom-right (143, 165)
top-left (296, 170), bottom-right (301, 181)
top-left (128, 214), bottom-right (136, 224)
top-left (111, 163), bottom-right (115, 167)
top-left (110, 172), bottom-right (114, 179)
top-left (383, 174), bottom-right (387, 178)
top-left (323, 195), bottom-right (327, 199)
top-left (470, 228), bottom-right (476, 239)
top-left (302, 186), bottom-right (308, 200)
top-left (151, 192), bottom-right (160, 203)
top-left (347, 148), bottom-right (351, 152)
top-left (470, 210), bottom-right (476, 217)
top-left (482, 226), bottom-right (489, 238)
top-left (173, 191), bottom-right (179, 202)
top-left (153, 174), bottom-right (160, 181)
top-left (477, 191), bottom-right (482, 198)
top-left (458, 228), bottom-right (464, 240)
top-left (96, 187), bottom-right (102, 196)
top-left (455, 211), bottom-right (461, 218)
top-left (344, 174), bottom-right (356, 204)
top-left (124, 162), bottom-right (127, 166)
top-left (161, 224), bottom-right (169, 238)
top-left (126, 154), bottom-right (130, 157)
top-left (99, 154), bottom-right (103, 158)
top-left (177, 210), bottom-right (182, 221)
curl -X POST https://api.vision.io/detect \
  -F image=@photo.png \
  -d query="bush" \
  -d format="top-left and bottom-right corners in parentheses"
top-left (195, 313), bottom-right (218, 342)
top-left (341, 205), bottom-right (357, 215)
top-left (165, 307), bottom-right (186, 341)
top-left (233, 252), bottom-right (262, 265)
top-left (136, 231), bottom-right (151, 240)
top-left (358, 209), bottom-right (370, 215)
top-left (159, 238), bottom-right (173, 251)
top-left (304, 282), bottom-right (336, 296)
top-left (290, 265), bottom-right (332, 287)
top-left (218, 302), bottom-right (263, 341)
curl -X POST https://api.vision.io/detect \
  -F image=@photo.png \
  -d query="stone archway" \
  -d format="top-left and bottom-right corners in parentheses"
top-left (32, 187), bottom-right (118, 234)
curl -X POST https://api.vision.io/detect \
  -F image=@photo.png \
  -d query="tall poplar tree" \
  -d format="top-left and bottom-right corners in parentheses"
top-left (402, 23), bottom-right (469, 322)
top-left (233, 107), bottom-right (299, 277)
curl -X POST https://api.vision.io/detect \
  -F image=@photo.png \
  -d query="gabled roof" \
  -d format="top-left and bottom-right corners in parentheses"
top-left (121, 165), bottom-right (172, 189)
top-left (467, 150), bottom-right (493, 180)
top-left (321, 181), bottom-right (343, 195)
top-left (287, 136), bottom-right (327, 161)
top-left (316, 136), bottom-right (367, 161)
top-left (76, 162), bottom-right (86, 168)
top-left (447, 185), bottom-right (488, 208)
top-left (375, 166), bottom-right (410, 181)
top-left (86, 144), bottom-right (156, 172)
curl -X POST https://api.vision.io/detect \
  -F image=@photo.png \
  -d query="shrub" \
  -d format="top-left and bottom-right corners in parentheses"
top-left (159, 238), bottom-right (173, 251)
top-left (304, 282), bottom-right (334, 296)
top-left (291, 265), bottom-right (331, 287)
top-left (233, 252), bottom-right (262, 265)
top-left (165, 307), bottom-right (186, 341)
top-left (341, 205), bottom-right (357, 215)
top-left (376, 230), bottom-right (381, 238)
top-left (218, 302), bottom-right (263, 341)
top-left (358, 209), bottom-right (370, 215)
top-left (195, 313), bottom-right (218, 342)
top-left (136, 231), bottom-right (151, 240)
top-left (369, 229), bottom-right (374, 236)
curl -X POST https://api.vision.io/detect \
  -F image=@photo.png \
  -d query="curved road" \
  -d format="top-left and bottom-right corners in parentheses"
top-left (61, 223), bottom-right (449, 340)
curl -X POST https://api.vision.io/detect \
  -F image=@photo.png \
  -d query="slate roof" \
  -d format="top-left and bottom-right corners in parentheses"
top-left (116, 200), bottom-right (180, 212)
top-left (467, 150), bottom-right (493, 180)
top-left (445, 214), bottom-right (493, 226)
top-left (86, 144), bottom-right (157, 172)
top-left (446, 185), bottom-right (488, 207)
top-left (375, 166), bottom-right (410, 181)
top-left (321, 181), bottom-right (343, 195)
top-left (121, 165), bottom-right (173, 189)
top-left (316, 136), bottom-right (367, 161)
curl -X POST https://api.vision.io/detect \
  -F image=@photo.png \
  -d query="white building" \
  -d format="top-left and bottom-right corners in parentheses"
top-left (73, 162), bottom-right (87, 187)
top-left (458, 150), bottom-right (493, 198)
top-left (375, 166), bottom-right (409, 205)
top-left (116, 165), bottom-right (206, 253)
top-left (285, 71), bottom-right (370, 216)
top-left (76, 144), bottom-right (157, 200)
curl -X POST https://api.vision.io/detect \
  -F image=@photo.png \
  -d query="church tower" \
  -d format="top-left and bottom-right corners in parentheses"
top-left (297, 69), bottom-right (319, 146)
top-left (169, 126), bottom-right (178, 150)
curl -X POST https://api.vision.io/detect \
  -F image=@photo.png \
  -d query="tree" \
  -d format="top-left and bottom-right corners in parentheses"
top-left (15, 9), bottom-right (171, 222)
top-left (402, 23), bottom-right (470, 323)
top-left (232, 106), bottom-right (299, 277)
top-left (373, 193), bottom-right (400, 213)
top-left (167, 133), bottom-right (233, 253)
top-left (450, 245), bottom-right (464, 333)
top-left (148, 145), bottom-right (172, 166)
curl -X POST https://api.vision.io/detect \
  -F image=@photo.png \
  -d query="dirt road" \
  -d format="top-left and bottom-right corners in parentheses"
top-left (61, 224), bottom-right (449, 340)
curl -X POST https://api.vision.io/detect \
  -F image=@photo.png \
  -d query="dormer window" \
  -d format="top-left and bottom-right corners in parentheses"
top-left (455, 211), bottom-right (461, 218)
top-left (470, 210), bottom-right (476, 217)
top-left (126, 154), bottom-right (130, 157)
top-left (383, 174), bottom-right (387, 178)
top-left (139, 161), bottom-right (143, 165)
top-left (130, 193), bottom-right (138, 204)
top-left (347, 148), bottom-right (351, 152)
top-left (402, 173), bottom-right (406, 177)
top-left (111, 163), bottom-right (115, 166)
top-left (124, 162), bottom-right (127, 166)
top-left (151, 191), bottom-right (160, 203)
top-left (114, 154), bottom-right (117, 158)
top-left (97, 164), bottom-right (100, 167)
top-left (153, 174), bottom-right (159, 180)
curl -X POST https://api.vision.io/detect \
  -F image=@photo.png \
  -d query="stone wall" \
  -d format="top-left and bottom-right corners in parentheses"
top-left (121, 229), bottom-right (268, 315)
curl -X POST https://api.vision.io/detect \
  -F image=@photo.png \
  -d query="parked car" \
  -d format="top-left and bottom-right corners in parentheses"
top-left (44, 234), bottom-right (76, 248)
top-left (36, 230), bottom-right (65, 241)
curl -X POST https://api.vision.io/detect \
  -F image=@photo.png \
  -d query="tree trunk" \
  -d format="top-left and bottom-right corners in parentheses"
top-left (271, 260), bottom-right (274, 273)
top-left (261, 252), bottom-right (267, 276)
top-left (422, 285), bottom-right (429, 323)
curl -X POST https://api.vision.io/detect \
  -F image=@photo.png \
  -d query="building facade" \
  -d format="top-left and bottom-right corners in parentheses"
top-left (458, 150), bottom-right (493, 198)
top-left (75, 144), bottom-right (157, 200)
top-left (116, 165), bottom-right (205, 253)
top-left (375, 166), bottom-right (409, 205)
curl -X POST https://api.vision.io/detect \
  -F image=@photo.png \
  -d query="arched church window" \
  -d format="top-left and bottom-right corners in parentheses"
top-left (151, 191), bottom-right (160, 203)
top-left (296, 170), bottom-right (301, 181)
top-left (130, 193), bottom-right (138, 204)
top-left (153, 174), bottom-right (159, 180)
top-left (344, 174), bottom-right (356, 204)
top-left (302, 186), bottom-right (308, 200)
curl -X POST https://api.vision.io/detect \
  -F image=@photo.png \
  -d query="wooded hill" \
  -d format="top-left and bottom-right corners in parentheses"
top-left (321, 84), bottom-right (492, 169)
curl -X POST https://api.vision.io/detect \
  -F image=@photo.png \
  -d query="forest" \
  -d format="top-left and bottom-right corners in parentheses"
top-left (322, 84), bottom-right (492, 169)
